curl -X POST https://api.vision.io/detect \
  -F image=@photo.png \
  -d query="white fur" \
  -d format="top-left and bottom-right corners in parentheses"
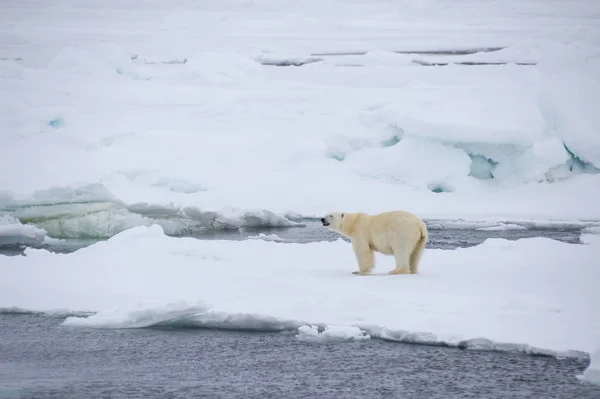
top-left (321, 211), bottom-right (428, 276)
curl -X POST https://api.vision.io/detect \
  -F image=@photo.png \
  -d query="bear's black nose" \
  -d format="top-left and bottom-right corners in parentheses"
top-left (320, 218), bottom-right (325, 223)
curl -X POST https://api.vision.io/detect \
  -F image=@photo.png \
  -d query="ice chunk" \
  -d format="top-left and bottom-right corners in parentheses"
top-left (31, 210), bottom-right (159, 239)
top-left (353, 101), bottom-right (588, 184)
top-left (476, 223), bottom-right (527, 232)
top-left (578, 349), bottom-right (600, 386)
top-left (580, 226), bottom-right (600, 245)
top-left (296, 325), bottom-right (371, 342)
top-left (0, 184), bottom-right (303, 239)
top-left (63, 306), bottom-right (302, 332)
top-left (246, 233), bottom-right (283, 242)
top-left (62, 301), bottom-right (211, 329)
top-left (0, 215), bottom-right (48, 246)
top-left (1, 183), bottom-right (119, 209)
top-left (255, 52), bottom-right (323, 67)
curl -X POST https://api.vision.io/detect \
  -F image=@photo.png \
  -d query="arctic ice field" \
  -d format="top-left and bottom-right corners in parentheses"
top-left (1, 0), bottom-right (599, 385)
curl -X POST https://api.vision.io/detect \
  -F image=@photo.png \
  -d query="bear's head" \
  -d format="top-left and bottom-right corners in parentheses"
top-left (321, 212), bottom-right (346, 234)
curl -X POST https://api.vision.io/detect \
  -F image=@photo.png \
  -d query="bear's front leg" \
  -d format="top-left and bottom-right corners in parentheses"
top-left (351, 238), bottom-right (374, 275)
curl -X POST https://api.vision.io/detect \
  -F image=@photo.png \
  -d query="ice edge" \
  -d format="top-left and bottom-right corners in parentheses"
top-left (1, 307), bottom-right (588, 360)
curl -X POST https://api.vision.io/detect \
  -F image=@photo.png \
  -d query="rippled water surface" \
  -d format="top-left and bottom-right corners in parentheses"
top-left (0, 220), bottom-right (587, 256)
top-left (0, 314), bottom-right (598, 399)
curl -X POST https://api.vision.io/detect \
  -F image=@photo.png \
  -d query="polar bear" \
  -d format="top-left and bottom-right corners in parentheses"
top-left (321, 211), bottom-right (428, 276)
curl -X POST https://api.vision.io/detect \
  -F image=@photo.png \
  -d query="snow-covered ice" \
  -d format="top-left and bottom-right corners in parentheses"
top-left (1, 224), bottom-right (598, 358)
top-left (1, 0), bottom-right (600, 240)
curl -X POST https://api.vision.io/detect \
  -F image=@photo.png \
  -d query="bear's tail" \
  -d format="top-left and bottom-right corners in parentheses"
top-left (409, 223), bottom-right (428, 274)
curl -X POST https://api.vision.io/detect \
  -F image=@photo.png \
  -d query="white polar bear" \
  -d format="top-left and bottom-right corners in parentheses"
top-left (321, 211), bottom-right (428, 276)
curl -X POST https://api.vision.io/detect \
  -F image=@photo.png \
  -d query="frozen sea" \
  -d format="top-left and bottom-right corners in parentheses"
top-left (2, 0), bottom-right (600, 396)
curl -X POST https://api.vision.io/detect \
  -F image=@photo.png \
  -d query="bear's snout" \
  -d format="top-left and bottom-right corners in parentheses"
top-left (321, 218), bottom-right (330, 226)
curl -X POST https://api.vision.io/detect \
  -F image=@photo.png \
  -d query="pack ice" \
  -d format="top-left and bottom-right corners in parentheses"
top-left (0, 0), bottom-right (599, 380)
top-left (1, 0), bottom-right (600, 240)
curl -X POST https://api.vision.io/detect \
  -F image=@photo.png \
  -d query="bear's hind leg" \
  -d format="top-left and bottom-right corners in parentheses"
top-left (409, 229), bottom-right (427, 274)
top-left (389, 248), bottom-right (410, 275)
top-left (409, 239), bottom-right (426, 274)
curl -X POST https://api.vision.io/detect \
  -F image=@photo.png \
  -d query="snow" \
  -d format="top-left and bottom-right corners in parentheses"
top-left (184, 51), bottom-right (266, 85)
top-left (579, 349), bottom-right (600, 386)
top-left (1, 224), bottom-right (598, 358)
top-left (1, 0), bottom-right (600, 240)
top-left (537, 43), bottom-right (600, 168)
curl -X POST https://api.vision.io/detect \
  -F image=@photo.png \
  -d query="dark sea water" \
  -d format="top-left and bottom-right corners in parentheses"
top-left (0, 219), bottom-right (588, 256)
top-left (0, 313), bottom-right (598, 399)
